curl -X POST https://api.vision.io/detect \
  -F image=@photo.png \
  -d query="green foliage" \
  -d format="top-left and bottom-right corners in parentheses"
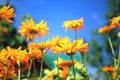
top-left (0, 20), bottom-right (27, 50)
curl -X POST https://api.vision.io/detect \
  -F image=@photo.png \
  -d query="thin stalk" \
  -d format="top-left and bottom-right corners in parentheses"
top-left (33, 60), bottom-right (37, 77)
top-left (39, 50), bottom-right (44, 80)
top-left (84, 52), bottom-right (87, 69)
top-left (108, 34), bottom-right (116, 67)
top-left (74, 31), bottom-right (82, 63)
top-left (18, 60), bottom-right (20, 80)
top-left (116, 43), bottom-right (120, 79)
top-left (70, 55), bottom-right (76, 80)
top-left (79, 52), bottom-right (82, 63)
top-left (74, 30), bottom-right (78, 40)
top-left (57, 53), bottom-right (59, 80)
top-left (27, 59), bottom-right (32, 77)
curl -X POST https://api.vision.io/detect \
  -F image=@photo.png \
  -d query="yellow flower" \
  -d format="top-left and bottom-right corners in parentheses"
top-left (63, 39), bottom-right (88, 55)
top-left (28, 49), bottom-right (42, 59)
top-left (50, 35), bottom-right (71, 54)
top-left (63, 17), bottom-right (84, 32)
top-left (18, 19), bottom-right (49, 41)
top-left (98, 25), bottom-right (115, 33)
top-left (0, 5), bottom-right (16, 23)
top-left (28, 42), bottom-right (40, 50)
top-left (109, 16), bottom-right (120, 28)
top-left (75, 39), bottom-right (88, 52)
top-left (0, 46), bottom-right (28, 62)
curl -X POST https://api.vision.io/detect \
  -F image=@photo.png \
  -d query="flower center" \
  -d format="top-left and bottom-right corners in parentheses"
top-left (29, 29), bottom-right (37, 35)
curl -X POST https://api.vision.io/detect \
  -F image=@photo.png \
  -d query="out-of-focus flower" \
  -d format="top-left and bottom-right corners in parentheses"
top-left (102, 66), bottom-right (115, 72)
top-left (102, 66), bottom-right (116, 79)
top-left (0, 26), bottom-right (8, 34)
top-left (0, 5), bottom-right (16, 23)
top-left (98, 25), bottom-right (115, 33)
top-left (18, 19), bottom-right (49, 41)
top-left (110, 16), bottom-right (120, 28)
top-left (63, 17), bottom-right (84, 32)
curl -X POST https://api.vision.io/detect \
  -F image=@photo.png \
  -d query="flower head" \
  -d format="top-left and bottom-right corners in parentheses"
top-left (102, 66), bottom-right (116, 79)
top-left (63, 17), bottom-right (84, 32)
top-left (0, 5), bottom-right (16, 23)
top-left (98, 25), bottom-right (115, 33)
top-left (109, 16), bottom-right (120, 28)
top-left (63, 39), bottom-right (88, 55)
top-left (0, 46), bottom-right (28, 62)
top-left (28, 43), bottom-right (42, 59)
top-left (18, 19), bottom-right (49, 41)
top-left (50, 35), bottom-right (71, 54)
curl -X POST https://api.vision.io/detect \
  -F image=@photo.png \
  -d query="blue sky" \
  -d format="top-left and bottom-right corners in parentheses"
top-left (3, 0), bottom-right (108, 43)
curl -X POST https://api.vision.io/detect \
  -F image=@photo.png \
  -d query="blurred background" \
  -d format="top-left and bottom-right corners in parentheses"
top-left (0, 0), bottom-right (119, 80)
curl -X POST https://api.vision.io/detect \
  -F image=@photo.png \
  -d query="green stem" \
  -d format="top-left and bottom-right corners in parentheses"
top-left (116, 43), bottom-right (120, 79)
top-left (57, 53), bottom-right (59, 80)
top-left (84, 52), bottom-right (87, 69)
top-left (108, 34), bottom-right (116, 67)
top-left (74, 30), bottom-right (78, 40)
top-left (70, 55), bottom-right (76, 80)
top-left (33, 60), bottom-right (37, 77)
top-left (18, 60), bottom-right (20, 80)
top-left (27, 59), bottom-right (32, 77)
top-left (39, 50), bottom-right (44, 80)
top-left (74, 31), bottom-right (82, 63)
top-left (79, 52), bottom-right (82, 63)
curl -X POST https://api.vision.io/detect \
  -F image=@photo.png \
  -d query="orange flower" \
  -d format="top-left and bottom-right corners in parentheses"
top-left (109, 16), bottom-right (120, 28)
top-left (98, 25), bottom-right (115, 33)
top-left (28, 42), bottom-right (40, 50)
top-left (54, 57), bottom-right (76, 67)
top-left (18, 19), bottom-right (49, 41)
top-left (60, 66), bottom-right (69, 78)
top-left (63, 17), bottom-right (84, 32)
top-left (0, 46), bottom-right (28, 62)
top-left (0, 5), bottom-right (16, 23)
top-left (102, 66), bottom-right (114, 72)
top-left (28, 48), bottom-right (42, 59)
top-left (76, 39), bottom-right (88, 52)
top-left (0, 60), bottom-right (17, 79)
top-left (102, 66), bottom-right (116, 79)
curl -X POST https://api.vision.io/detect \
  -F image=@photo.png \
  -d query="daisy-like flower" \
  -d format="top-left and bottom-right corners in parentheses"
top-left (18, 19), bottom-right (49, 41)
top-left (98, 25), bottom-right (115, 33)
top-left (109, 16), bottom-right (120, 28)
top-left (63, 17), bottom-right (84, 32)
top-left (50, 35), bottom-right (71, 54)
top-left (0, 46), bottom-right (28, 62)
top-left (28, 42), bottom-right (42, 59)
top-left (75, 39), bottom-right (88, 52)
top-left (63, 38), bottom-right (88, 55)
top-left (0, 5), bottom-right (16, 23)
